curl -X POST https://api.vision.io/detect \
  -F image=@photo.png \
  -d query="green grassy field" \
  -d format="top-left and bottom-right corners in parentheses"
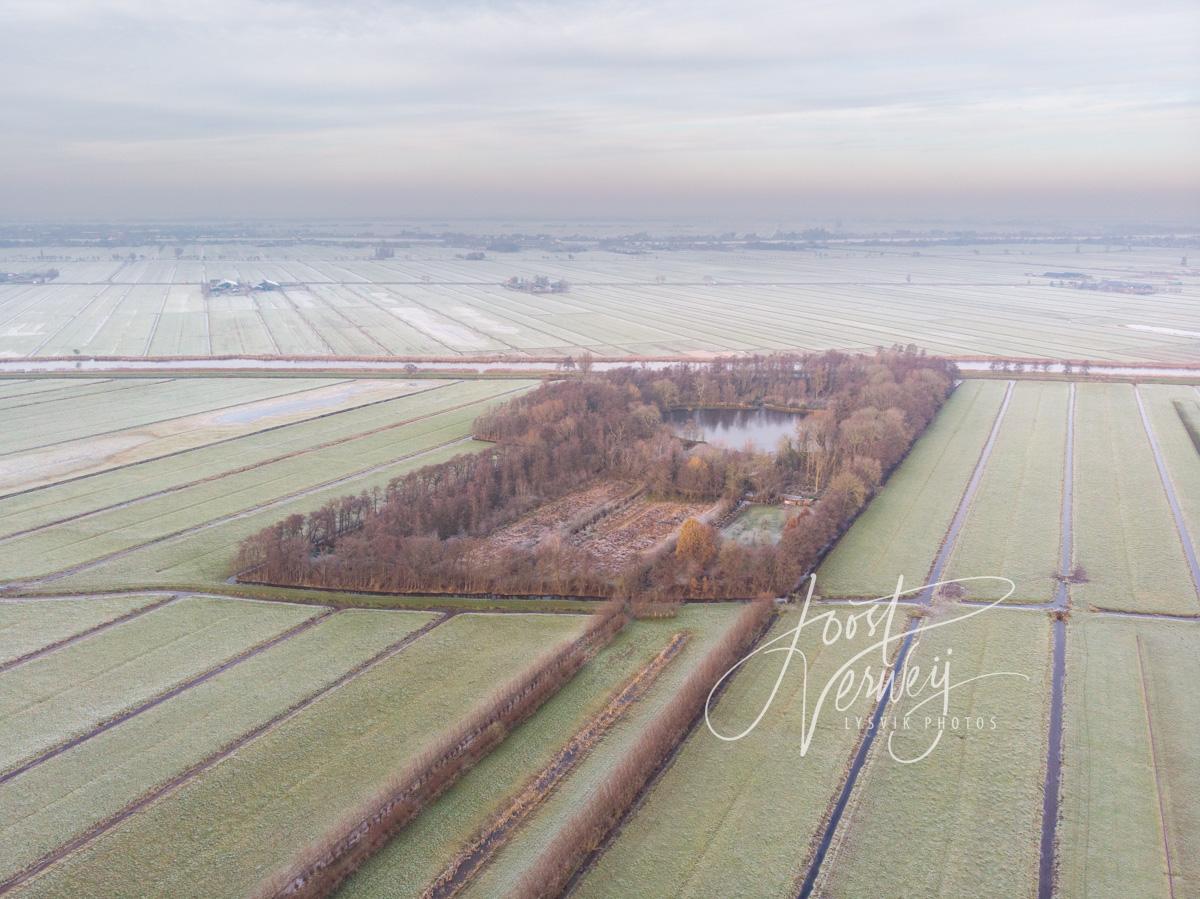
top-left (0, 374), bottom-right (460, 523)
top-left (1059, 615), bottom-right (1200, 899)
top-left (0, 595), bottom-right (160, 663)
top-left (818, 380), bottom-right (1008, 598)
top-left (1072, 384), bottom-right (1197, 614)
top-left (338, 604), bottom-right (743, 898)
top-left (1139, 384), bottom-right (1200, 556)
top-left (0, 607), bottom-right (436, 884)
top-left (722, 504), bottom-right (799, 546)
top-left (0, 392), bottom-right (519, 581)
top-left (0, 596), bottom-right (318, 776)
top-left (0, 377), bottom-right (531, 592)
top-left (38, 439), bottom-right (491, 592)
top-left (944, 381), bottom-right (1069, 602)
top-left (0, 378), bottom-right (338, 455)
top-left (572, 607), bottom-right (882, 898)
top-left (13, 612), bottom-right (588, 899)
top-left (816, 609), bottom-right (1050, 898)
top-left (0, 379), bottom-right (475, 534)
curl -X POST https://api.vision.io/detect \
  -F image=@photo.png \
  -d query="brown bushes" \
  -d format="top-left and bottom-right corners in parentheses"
top-left (252, 600), bottom-right (628, 899)
top-left (511, 598), bottom-right (775, 899)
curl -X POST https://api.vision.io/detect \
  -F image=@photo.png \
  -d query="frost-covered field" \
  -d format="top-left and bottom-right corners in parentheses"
top-left (2, 244), bottom-right (1198, 361)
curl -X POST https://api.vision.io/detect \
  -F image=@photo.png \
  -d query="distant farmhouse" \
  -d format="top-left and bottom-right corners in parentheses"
top-left (503, 275), bottom-right (570, 294)
top-left (0, 268), bottom-right (58, 284)
top-left (1042, 272), bottom-right (1155, 295)
top-left (204, 278), bottom-right (284, 296)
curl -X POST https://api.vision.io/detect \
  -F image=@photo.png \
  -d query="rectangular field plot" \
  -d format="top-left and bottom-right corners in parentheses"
top-left (0, 377), bottom-right (343, 457)
top-left (1072, 384), bottom-right (1198, 614)
top-left (572, 607), bottom-right (883, 898)
top-left (945, 381), bottom-right (1069, 602)
top-left (816, 609), bottom-right (1051, 899)
top-left (0, 384), bottom-right (526, 582)
top-left (722, 503), bottom-right (800, 546)
top-left (12, 613), bottom-right (587, 899)
top-left (0, 596), bottom-right (319, 776)
top-left (818, 380), bottom-right (1008, 598)
top-left (0, 379), bottom-right (513, 537)
top-left (1058, 615), bottom-right (1200, 899)
top-left (0, 607), bottom-right (436, 886)
top-left (0, 377), bottom-right (452, 492)
top-left (39, 439), bottom-right (493, 592)
top-left (339, 604), bottom-right (743, 898)
top-left (0, 595), bottom-right (161, 665)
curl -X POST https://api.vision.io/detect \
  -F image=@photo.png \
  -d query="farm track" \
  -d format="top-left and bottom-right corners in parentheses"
top-left (0, 594), bottom-right (178, 675)
top-left (0, 380), bottom-right (454, 503)
top-left (0, 612), bottom-right (454, 897)
top-left (0, 434), bottom-right (479, 590)
top-left (1134, 385), bottom-right (1200, 601)
top-left (0, 608), bottom-right (336, 787)
top-left (1134, 635), bottom-right (1178, 899)
top-left (424, 631), bottom-right (689, 899)
top-left (0, 381), bottom-right (507, 544)
top-left (1089, 608), bottom-right (1200, 622)
top-left (1037, 382), bottom-right (1074, 899)
top-left (919, 379), bottom-right (1015, 602)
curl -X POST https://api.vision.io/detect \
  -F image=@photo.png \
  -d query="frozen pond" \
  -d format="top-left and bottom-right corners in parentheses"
top-left (665, 407), bottom-right (803, 452)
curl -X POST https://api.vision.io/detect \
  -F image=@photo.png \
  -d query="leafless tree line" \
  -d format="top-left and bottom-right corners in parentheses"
top-left (237, 351), bottom-right (954, 600)
top-left (252, 600), bottom-right (628, 899)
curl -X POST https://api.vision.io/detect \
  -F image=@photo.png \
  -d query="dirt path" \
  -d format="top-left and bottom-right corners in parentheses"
top-left (0, 382), bottom-right (507, 544)
top-left (1134, 635), bottom-right (1178, 899)
top-left (424, 631), bottom-right (689, 899)
top-left (1134, 385), bottom-right (1200, 601)
top-left (0, 595), bottom-right (177, 675)
top-left (919, 380), bottom-right (1015, 603)
top-left (0, 608), bottom-right (336, 787)
top-left (0, 435), bottom-right (478, 591)
top-left (0, 612), bottom-right (453, 897)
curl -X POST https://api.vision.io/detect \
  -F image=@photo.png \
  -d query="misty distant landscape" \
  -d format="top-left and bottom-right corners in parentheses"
top-left (2, 221), bottom-right (1197, 364)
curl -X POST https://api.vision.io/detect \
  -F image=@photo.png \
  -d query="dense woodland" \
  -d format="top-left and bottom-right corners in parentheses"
top-left (237, 351), bottom-right (955, 601)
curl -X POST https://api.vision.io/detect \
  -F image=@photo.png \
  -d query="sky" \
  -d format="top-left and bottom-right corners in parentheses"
top-left (2, 0), bottom-right (1198, 225)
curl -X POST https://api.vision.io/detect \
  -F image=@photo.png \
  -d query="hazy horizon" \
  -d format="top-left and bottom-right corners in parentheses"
top-left (3, 0), bottom-right (1197, 223)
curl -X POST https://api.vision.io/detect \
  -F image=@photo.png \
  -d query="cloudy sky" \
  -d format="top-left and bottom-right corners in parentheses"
top-left (2, 0), bottom-right (1197, 223)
